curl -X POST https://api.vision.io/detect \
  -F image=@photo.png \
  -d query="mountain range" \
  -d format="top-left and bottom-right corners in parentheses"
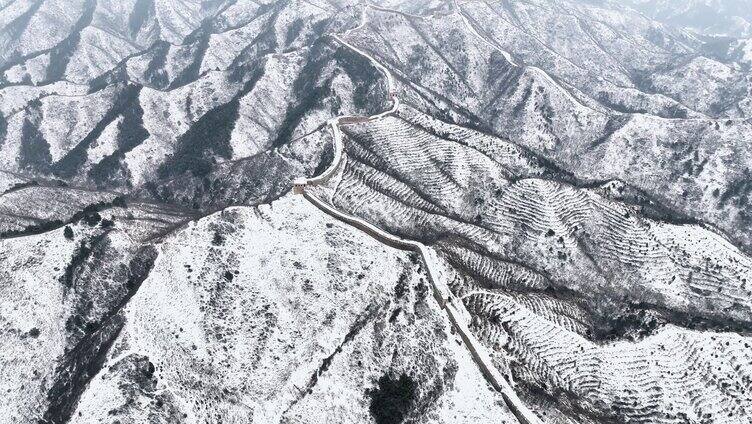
top-left (1, 1), bottom-right (751, 423)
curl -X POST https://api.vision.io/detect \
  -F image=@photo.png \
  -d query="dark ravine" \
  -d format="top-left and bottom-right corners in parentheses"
top-left (44, 0), bottom-right (97, 84)
top-left (43, 246), bottom-right (158, 424)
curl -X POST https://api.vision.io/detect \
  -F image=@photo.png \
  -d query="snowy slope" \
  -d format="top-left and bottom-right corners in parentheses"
top-left (0, 0), bottom-right (751, 423)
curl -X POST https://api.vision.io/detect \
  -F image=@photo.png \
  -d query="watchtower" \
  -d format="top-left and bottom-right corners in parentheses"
top-left (292, 178), bottom-right (306, 194)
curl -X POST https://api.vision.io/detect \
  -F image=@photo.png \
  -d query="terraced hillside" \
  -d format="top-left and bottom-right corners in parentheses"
top-left (306, 105), bottom-right (752, 422)
top-left (1, 0), bottom-right (752, 423)
top-left (338, 3), bottom-right (752, 252)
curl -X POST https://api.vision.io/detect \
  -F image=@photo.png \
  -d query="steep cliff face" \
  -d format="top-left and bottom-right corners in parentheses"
top-left (1, 0), bottom-right (751, 423)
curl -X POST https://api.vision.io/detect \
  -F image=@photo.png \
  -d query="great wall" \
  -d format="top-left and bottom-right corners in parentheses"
top-left (292, 8), bottom-right (544, 424)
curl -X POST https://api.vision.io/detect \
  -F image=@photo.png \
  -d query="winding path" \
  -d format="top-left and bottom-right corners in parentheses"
top-left (292, 6), bottom-right (544, 424)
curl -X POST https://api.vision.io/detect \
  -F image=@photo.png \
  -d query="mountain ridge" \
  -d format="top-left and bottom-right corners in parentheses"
top-left (1, 1), bottom-right (751, 423)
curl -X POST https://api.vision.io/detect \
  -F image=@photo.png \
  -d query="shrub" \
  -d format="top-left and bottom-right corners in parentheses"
top-left (367, 373), bottom-right (418, 424)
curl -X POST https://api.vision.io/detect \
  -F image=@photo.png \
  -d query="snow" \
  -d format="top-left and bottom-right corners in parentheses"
top-left (86, 115), bottom-right (122, 165)
top-left (70, 195), bottom-right (517, 422)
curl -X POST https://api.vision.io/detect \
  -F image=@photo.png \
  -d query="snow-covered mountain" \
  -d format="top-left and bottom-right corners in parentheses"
top-left (1, 1), bottom-right (751, 423)
top-left (625, 0), bottom-right (752, 37)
